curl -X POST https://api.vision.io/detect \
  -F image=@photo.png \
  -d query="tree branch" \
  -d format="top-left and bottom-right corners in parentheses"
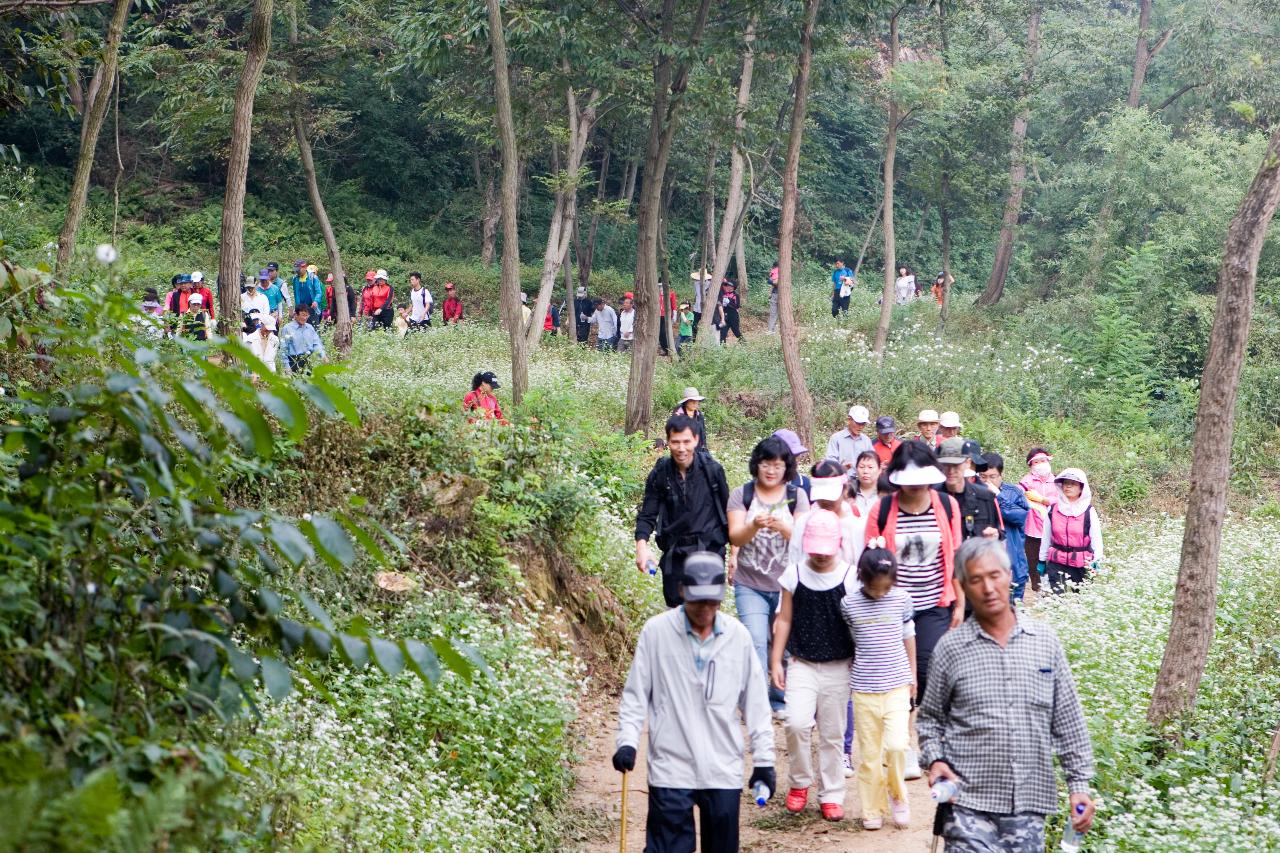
top-left (1149, 27), bottom-right (1174, 60)
top-left (0, 0), bottom-right (113, 9)
top-left (1157, 80), bottom-right (1205, 111)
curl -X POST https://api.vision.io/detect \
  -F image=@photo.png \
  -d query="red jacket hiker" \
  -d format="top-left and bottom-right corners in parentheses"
top-left (442, 295), bottom-right (463, 324)
top-left (361, 281), bottom-right (392, 316)
top-left (463, 389), bottom-right (505, 424)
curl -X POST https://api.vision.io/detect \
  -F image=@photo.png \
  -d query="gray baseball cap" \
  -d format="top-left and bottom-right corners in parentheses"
top-left (681, 552), bottom-right (726, 602)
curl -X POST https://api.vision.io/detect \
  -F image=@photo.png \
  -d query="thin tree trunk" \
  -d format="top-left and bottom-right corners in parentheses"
top-left (696, 142), bottom-right (721, 345)
top-left (909, 201), bottom-right (930, 256)
top-left (55, 0), bottom-right (130, 277)
top-left (976, 6), bottom-right (1041, 308)
top-left (938, 187), bottom-right (952, 336)
top-left (700, 19), bottom-right (756, 344)
top-left (871, 10), bottom-right (901, 355)
top-left (1146, 126), bottom-right (1280, 728)
top-left (289, 1), bottom-right (351, 355)
top-left (480, 156), bottom-right (499, 266)
top-left (486, 0), bottom-right (528, 403)
top-left (659, 186), bottom-right (676, 362)
top-left (621, 158), bottom-right (638, 207)
top-left (624, 0), bottom-right (714, 436)
top-left (852, 199), bottom-right (883, 281)
top-left (577, 145), bottom-right (610, 290)
top-left (216, 0), bottom-right (273, 332)
top-left (777, 0), bottom-right (821, 449)
top-left (734, 228), bottom-right (748, 298)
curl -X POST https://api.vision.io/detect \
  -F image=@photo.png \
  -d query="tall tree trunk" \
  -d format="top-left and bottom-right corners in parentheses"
top-left (624, 0), bottom-right (714, 436)
top-left (479, 155), bottom-right (499, 266)
top-left (735, 228), bottom-right (748, 298)
top-left (696, 142), bottom-right (720, 345)
top-left (777, 0), bottom-right (821, 449)
top-left (216, 0), bottom-right (273, 332)
top-left (621, 157), bottom-right (638, 208)
top-left (55, 0), bottom-right (130, 277)
top-left (976, 6), bottom-right (1041, 307)
top-left (1146, 126), bottom-right (1280, 728)
top-left (852, 199), bottom-right (883, 282)
top-left (486, 0), bottom-right (528, 403)
top-left (938, 185), bottom-right (952, 336)
top-left (700, 19), bottom-right (756, 344)
top-left (577, 145), bottom-right (610, 290)
top-left (871, 11), bottom-right (902, 355)
top-left (288, 1), bottom-right (351, 355)
top-left (526, 82), bottom-right (600, 352)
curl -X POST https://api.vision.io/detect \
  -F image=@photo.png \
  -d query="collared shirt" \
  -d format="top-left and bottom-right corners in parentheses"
top-left (280, 320), bottom-right (326, 359)
top-left (917, 612), bottom-right (1094, 816)
top-left (683, 609), bottom-right (725, 673)
top-left (825, 428), bottom-right (873, 468)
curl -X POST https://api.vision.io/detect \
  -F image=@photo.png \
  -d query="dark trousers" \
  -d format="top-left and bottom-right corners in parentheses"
top-left (691, 311), bottom-right (701, 340)
top-left (368, 308), bottom-right (392, 330)
top-left (914, 605), bottom-right (953, 702)
top-left (1047, 561), bottom-right (1087, 595)
top-left (659, 318), bottom-right (671, 354)
top-left (1024, 535), bottom-right (1041, 592)
top-left (831, 294), bottom-right (850, 317)
top-left (659, 545), bottom-right (726, 608)
top-left (646, 787), bottom-right (740, 853)
top-left (287, 354), bottom-right (311, 374)
top-left (718, 310), bottom-right (742, 343)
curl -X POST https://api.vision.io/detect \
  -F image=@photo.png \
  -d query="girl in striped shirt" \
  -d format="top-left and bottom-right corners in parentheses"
top-left (841, 542), bottom-right (917, 831)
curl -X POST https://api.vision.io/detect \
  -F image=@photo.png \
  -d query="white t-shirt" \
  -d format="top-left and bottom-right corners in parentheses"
top-left (409, 287), bottom-right (432, 322)
top-left (619, 308), bottom-right (636, 340)
top-left (241, 290), bottom-right (271, 319)
top-left (778, 560), bottom-right (859, 596)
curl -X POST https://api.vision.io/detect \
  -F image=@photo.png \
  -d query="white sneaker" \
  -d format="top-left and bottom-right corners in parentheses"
top-left (903, 748), bottom-right (923, 780)
top-left (842, 754), bottom-right (854, 778)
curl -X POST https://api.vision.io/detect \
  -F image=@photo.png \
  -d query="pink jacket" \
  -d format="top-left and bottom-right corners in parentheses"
top-left (1018, 471), bottom-right (1057, 538)
top-left (1045, 504), bottom-right (1094, 568)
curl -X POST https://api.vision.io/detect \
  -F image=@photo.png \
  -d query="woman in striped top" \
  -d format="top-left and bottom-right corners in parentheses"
top-left (864, 440), bottom-right (962, 780)
top-left (841, 543), bottom-right (916, 830)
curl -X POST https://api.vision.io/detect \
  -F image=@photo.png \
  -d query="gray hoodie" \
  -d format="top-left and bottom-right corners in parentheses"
top-left (616, 606), bottom-right (774, 789)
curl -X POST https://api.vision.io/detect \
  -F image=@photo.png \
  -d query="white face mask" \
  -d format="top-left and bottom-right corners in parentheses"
top-left (1032, 461), bottom-right (1052, 477)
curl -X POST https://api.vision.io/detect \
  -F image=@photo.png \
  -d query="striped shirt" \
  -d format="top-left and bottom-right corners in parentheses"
top-left (841, 586), bottom-right (915, 693)
top-left (894, 507), bottom-right (945, 612)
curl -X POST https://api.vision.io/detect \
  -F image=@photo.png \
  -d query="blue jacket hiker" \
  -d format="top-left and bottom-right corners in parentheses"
top-left (981, 452), bottom-right (1030, 600)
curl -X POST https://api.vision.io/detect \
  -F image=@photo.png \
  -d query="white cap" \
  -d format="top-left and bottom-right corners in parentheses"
top-left (191, 271), bottom-right (204, 283)
top-left (375, 269), bottom-right (389, 280)
top-left (847, 405), bottom-right (870, 423)
top-left (259, 315), bottom-right (277, 331)
top-left (188, 293), bottom-right (204, 305)
top-left (940, 411), bottom-right (962, 428)
top-left (809, 476), bottom-right (846, 502)
top-left (917, 409), bottom-right (940, 424)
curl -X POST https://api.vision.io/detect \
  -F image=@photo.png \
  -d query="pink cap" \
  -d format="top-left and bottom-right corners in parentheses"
top-left (802, 509), bottom-right (842, 556)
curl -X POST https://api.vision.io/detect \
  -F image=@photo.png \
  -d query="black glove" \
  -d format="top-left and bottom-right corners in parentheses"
top-left (612, 745), bottom-right (636, 773)
top-left (748, 766), bottom-right (776, 797)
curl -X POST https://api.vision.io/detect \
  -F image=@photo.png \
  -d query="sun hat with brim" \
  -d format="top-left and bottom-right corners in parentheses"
top-left (771, 428), bottom-right (807, 456)
top-left (1055, 468), bottom-right (1088, 486)
top-left (939, 411), bottom-right (962, 429)
top-left (681, 552), bottom-right (726, 602)
top-left (888, 461), bottom-right (946, 486)
top-left (936, 437), bottom-right (969, 464)
top-left (690, 270), bottom-right (711, 281)
top-left (678, 387), bottom-right (705, 405)
top-left (917, 409), bottom-right (940, 424)
top-left (802, 509), bottom-right (843, 556)
top-left (375, 269), bottom-right (389, 280)
top-left (848, 405), bottom-right (870, 423)
top-left (809, 476), bottom-right (846, 503)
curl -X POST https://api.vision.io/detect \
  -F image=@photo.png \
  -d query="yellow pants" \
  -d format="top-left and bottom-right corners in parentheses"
top-left (853, 685), bottom-right (911, 819)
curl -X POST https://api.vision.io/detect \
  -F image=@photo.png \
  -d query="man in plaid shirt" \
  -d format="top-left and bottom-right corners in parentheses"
top-left (918, 538), bottom-right (1096, 851)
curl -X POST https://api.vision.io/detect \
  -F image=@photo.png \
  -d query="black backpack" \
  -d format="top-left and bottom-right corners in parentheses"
top-left (742, 481), bottom-right (799, 517)
top-left (877, 491), bottom-right (954, 532)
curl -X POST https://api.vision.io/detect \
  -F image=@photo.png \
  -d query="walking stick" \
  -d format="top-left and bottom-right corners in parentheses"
top-left (619, 770), bottom-right (629, 853)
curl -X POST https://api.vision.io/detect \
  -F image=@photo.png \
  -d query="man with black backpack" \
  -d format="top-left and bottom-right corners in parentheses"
top-left (636, 414), bottom-right (731, 608)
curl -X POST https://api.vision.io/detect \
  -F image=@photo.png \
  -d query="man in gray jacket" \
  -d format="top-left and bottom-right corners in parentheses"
top-left (613, 553), bottom-right (776, 852)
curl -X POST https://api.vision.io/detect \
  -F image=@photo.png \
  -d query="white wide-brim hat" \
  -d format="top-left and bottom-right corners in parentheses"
top-left (888, 462), bottom-right (945, 486)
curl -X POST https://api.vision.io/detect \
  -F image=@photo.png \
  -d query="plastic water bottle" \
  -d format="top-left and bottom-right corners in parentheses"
top-left (1061, 803), bottom-right (1087, 852)
top-left (646, 559), bottom-right (657, 576)
top-left (752, 781), bottom-right (770, 808)
top-left (930, 778), bottom-right (960, 804)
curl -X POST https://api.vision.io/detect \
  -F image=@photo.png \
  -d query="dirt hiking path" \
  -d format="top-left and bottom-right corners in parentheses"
top-left (563, 688), bottom-right (937, 853)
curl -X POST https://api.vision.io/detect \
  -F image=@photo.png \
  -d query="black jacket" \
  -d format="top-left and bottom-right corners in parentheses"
top-left (936, 481), bottom-right (1005, 540)
top-left (635, 451), bottom-right (729, 553)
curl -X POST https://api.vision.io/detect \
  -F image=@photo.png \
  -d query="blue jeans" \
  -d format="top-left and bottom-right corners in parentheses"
top-left (734, 583), bottom-right (784, 711)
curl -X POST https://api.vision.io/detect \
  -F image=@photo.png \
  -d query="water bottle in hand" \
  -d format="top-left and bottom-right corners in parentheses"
top-left (646, 559), bottom-right (657, 576)
top-left (1061, 803), bottom-right (1087, 852)
top-left (930, 778), bottom-right (960, 803)
top-left (752, 780), bottom-right (770, 808)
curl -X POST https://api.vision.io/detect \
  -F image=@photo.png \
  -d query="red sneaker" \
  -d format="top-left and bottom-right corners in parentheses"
top-left (785, 787), bottom-right (809, 813)
top-left (820, 803), bottom-right (844, 821)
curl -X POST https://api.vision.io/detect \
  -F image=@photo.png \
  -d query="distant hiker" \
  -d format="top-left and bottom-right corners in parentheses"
top-left (613, 552), bottom-right (775, 853)
top-left (690, 274), bottom-right (707, 340)
top-left (291, 261), bottom-right (325, 327)
top-left (768, 260), bottom-right (780, 333)
top-left (919, 538), bottom-right (1095, 852)
top-left (243, 314), bottom-right (280, 373)
top-left (1018, 448), bottom-right (1056, 594)
top-left (180, 292), bottom-right (211, 341)
top-left (657, 284), bottom-right (679, 355)
top-left (140, 288), bottom-right (163, 317)
top-left (864, 440), bottom-right (963, 780)
top-left (871, 416), bottom-right (902, 467)
top-left (544, 303), bottom-right (558, 335)
top-left (634, 414), bottom-right (730, 608)
top-left (256, 268), bottom-right (285, 322)
top-left (463, 370), bottom-right (507, 424)
top-left (265, 262), bottom-right (291, 311)
top-left (894, 266), bottom-right (915, 305)
top-left (362, 270), bottom-right (394, 330)
top-left (405, 271), bottom-right (432, 329)
top-left (441, 282), bottom-right (463, 325)
top-left (728, 437), bottom-right (810, 717)
top-left (323, 273), bottom-right (357, 325)
top-left (280, 306), bottom-right (325, 372)
top-left (714, 279), bottom-right (742, 345)
top-left (617, 294), bottom-right (636, 352)
top-left (1039, 468), bottom-right (1103, 594)
top-left (241, 274), bottom-right (271, 333)
top-left (676, 301), bottom-right (694, 352)
top-left (188, 272), bottom-right (217, 318)
top-left (916, 409), bottom-right (941, 447)
top-left (671, 387), bottom-right (708, 452)
top-left (574, 286), bottom-right (593, 343)
top-left (932, 273), bottom-right (946, 306)
top-left (771, 508), bottom-right (857, 822)
top-left (938, 410), bottom-right (962, 442)
top-left (831, 260), bottom-right (853, 317)
top-left (936, 438), bottom-right (1005, 541)
top-left (588, 298), bottom-right (618, 352)
top-left (981, 452), bottom-right (1031, 601)
top-left (851, 450), bottom-right (883, 518)
top-left (770, 428), bottom-right (811, 497)
top-left (519, 292), bottom-right (533, 329)
top-left (842, 544), bottom-right (916, 831)
top-left (825, 405), bottom-right (874, 471)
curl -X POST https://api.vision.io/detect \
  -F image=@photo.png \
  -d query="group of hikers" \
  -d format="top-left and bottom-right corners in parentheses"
top-left (618, 401), bottom-right (1100, 852)
top-left (829, 259), bottom-right (955, 317)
